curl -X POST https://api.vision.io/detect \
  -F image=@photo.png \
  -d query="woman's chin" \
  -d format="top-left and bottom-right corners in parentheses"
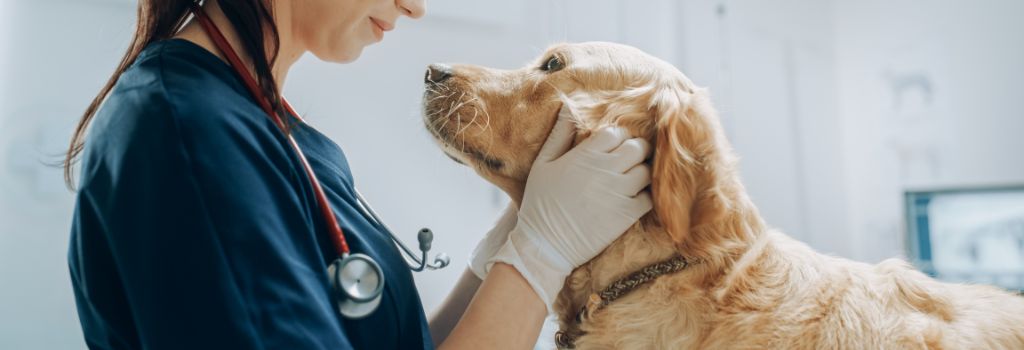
top-left (314, 45), bottom-right (365, 64)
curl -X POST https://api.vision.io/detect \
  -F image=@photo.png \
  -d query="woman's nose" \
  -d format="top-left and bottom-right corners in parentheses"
top-left (397, 0), bottom-right (425, 19)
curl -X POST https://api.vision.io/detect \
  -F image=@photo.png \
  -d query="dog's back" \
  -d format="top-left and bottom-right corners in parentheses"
top-left (559, 227), bottom-right (1024, 349)
top-left (697, 231), bottom-right (1024, 349)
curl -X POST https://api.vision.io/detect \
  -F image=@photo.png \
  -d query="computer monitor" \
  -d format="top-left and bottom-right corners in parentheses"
top-left (904, 185), bottom-right (1024, 292)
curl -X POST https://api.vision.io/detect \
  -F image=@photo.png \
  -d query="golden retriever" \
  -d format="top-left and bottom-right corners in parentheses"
top-left (421, 42), bottom-right (1024, 349)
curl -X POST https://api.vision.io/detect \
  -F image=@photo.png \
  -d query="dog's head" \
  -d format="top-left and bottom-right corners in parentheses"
top-left (422, 42), bottom-right (761, 257)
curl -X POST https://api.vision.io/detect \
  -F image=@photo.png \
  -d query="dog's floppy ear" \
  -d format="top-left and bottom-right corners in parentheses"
top-left (650, 87), bottom-right (699, 251)
top-left (649, 85), bottom-right (738, 256)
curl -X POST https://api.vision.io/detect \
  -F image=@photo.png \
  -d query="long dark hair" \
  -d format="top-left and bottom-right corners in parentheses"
top-left (62, 0), bottom-right (283, 190)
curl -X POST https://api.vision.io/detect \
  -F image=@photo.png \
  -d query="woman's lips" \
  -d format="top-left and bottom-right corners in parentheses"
top-left (369, 17), bottom-right (393, 41)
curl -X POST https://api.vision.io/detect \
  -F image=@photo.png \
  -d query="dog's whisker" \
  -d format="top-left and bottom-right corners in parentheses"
top-left (448, 95), bottom-right (477, 118)
top-left (442, 92), bottom-right (466, 121)
top-left (473, 106), bottom-right (492, 136)
top-left (455, 98), bottom-right (481, 125)
top-left (434, 92), bottom-right (463, 132)
top-left (453, 107), bottom-right (463, 140)
top-left (438, 92), bottom-right (465, 132)
top-left (443, 93), bottom-right (474, 134)
top-left (427, 90), bottom-right (455, 103)
top-left (481, 103), bottom-right (493, 130)
top-left (458, 108), bottom-right (479, 134)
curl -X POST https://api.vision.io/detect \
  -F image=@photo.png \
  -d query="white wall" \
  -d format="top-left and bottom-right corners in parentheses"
top-left (0, 1), bottom-right (136, 348)
top-left (675, 0), bottom-right (851, 256)
top-left (834, 0), bottom-right (1024, 262)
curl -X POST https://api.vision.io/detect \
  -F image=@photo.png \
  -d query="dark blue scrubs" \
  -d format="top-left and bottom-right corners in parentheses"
top-left (68, 39), bottom-right (433, 349)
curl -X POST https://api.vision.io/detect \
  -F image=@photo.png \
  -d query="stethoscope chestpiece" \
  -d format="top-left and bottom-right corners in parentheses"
top-left (328, 254), bottom-right (385, 319)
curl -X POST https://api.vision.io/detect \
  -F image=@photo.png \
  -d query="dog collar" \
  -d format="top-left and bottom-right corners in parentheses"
top-left (554, 254), bottom-right (699, 349)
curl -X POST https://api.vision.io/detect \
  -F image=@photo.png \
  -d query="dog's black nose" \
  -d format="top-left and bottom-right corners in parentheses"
top-left (425, 64), bottom-right (452, 84)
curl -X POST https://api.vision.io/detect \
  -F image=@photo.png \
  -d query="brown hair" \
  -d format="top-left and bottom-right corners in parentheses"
top-left (62, 0), bottom-right (282, 189)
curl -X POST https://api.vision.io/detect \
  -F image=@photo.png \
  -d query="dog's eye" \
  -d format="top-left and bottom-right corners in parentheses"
top-left (540, 55), bottom-right (565, 72)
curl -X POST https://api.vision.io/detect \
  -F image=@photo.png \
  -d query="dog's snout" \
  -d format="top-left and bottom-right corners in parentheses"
top-left (425, 64), bottom-right (452, 84)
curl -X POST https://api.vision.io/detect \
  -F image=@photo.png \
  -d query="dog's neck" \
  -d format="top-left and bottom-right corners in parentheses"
top-left (564, 212), bottom-right (763, 299)
top-left (555, 176), bottom-right (767, 325)
top-left (671, 164), bottom-right (769, 264)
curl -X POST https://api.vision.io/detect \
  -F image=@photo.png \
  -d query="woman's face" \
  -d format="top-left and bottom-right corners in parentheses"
top-left (289, 0), bottom-right (425, 63)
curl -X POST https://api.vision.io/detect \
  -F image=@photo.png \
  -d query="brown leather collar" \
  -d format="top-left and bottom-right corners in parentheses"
top-left (555, 255), bottom-right (698, 349)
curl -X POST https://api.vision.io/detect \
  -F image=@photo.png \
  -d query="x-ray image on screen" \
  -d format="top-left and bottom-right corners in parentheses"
top-left (906, 186), bottom-right (1024, 292)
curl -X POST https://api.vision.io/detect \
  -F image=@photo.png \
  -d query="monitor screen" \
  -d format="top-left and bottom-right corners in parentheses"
top-left (905, 185), bottom-right (1024, 292)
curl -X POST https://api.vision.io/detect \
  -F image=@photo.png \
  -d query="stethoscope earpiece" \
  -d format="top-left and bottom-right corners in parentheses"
top-left (417, 228), bottom-right (433, 251)
top-left (433, 253), bottom-right (452, 269)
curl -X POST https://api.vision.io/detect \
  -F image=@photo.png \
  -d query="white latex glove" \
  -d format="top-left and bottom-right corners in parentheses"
top-left (489, 105), bottom-right (653, 312)
top-left (468, 203), bottom-right (518, 280)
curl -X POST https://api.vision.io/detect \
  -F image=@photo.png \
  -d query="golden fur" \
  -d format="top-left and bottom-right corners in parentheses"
top-left (422, 42), bottom-right (1024, 349)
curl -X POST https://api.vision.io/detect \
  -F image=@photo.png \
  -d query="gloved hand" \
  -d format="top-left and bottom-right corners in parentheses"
top-left (467, 202), bottom-right (518, 280)
top-left (489, 104), bottom-right (653, 312)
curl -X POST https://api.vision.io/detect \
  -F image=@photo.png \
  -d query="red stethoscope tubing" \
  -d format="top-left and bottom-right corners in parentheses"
top-left (189, 3), bottom-right (351, 257)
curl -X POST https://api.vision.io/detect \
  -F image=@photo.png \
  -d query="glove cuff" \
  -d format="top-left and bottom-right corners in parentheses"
top-left (487, 226), bottom-right (573, 314)
top-left (468, 204), bottom-right (520, 280)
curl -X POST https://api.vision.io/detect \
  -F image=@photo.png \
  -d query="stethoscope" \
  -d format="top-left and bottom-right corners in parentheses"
top-left (189, 3), bottom-right (449, 320)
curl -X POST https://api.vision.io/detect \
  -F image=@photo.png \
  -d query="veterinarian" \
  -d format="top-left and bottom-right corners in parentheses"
top-left (64, 0), bottom-right (652, 349)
